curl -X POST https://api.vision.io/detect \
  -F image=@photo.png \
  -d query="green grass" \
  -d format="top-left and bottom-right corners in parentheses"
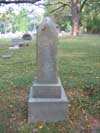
top-left (0, 38), bottom-right (11, 45)
top-left (0, 35), bottom-right (100, 132)
top-left (58, 35), bottom-right (100, 89)
top-left (0, 39), bottom-right (36, 90)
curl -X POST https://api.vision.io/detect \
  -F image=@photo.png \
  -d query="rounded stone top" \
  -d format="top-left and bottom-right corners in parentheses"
top-left (37, 17), bottom-right (58, 38)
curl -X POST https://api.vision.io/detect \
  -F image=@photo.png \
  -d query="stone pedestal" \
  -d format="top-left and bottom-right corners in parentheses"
top-left (28, 79), bottom-right (68, 123)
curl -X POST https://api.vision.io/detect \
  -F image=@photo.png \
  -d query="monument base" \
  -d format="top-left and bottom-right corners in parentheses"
top-left (28, 83), bottom-right (68, 123)
top-left (32, 79), bottom-right (62, 98)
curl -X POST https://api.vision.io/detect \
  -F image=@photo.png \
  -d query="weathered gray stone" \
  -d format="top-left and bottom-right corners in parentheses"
top-left (32, 78), bottom-right (62, 98)
top-left (36, 17), bottom-right (58, 84)
top-left (9, 45), bottom-right (19, 50)
top-left (22, 33), bottom-right (32, 40)
top-left (28, 80), bottom-right (68, 123)
top-left (11, 38), bottom-right (24, 47)
top-left (28, 17), bottom-right (68, 122)
top-left (32, 17), bottom-right (61, 98)
top-left (1, 54), bottom-right (12, 59)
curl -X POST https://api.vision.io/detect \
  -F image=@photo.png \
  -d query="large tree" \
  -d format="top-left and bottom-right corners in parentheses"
top-left (45, 0), bottom-right (88, 36)
top-left (71, 0), bottom-right (88, 36)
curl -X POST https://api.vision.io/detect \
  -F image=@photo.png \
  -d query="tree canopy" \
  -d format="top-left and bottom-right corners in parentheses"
top-left (0, 3), bottom-right (44, 33)
top-left (45, 0), bottom-right (100, 35)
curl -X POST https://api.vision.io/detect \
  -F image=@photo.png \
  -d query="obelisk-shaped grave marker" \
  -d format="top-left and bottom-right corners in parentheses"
top-left (33, 17), bottom-right (61, 98)
top-left (28, 17), bottom-right (68, 123)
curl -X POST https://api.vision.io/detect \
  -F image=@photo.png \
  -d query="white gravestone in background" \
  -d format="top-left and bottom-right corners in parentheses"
top-left (28, 17), bottom-right (68, 122)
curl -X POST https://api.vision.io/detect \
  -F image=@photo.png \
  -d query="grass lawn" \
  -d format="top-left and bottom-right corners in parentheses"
top-left (0, 35), bottom-right (100, 132)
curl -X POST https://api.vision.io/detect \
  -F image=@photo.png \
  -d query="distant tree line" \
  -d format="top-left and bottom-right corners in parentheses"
top-left (0, 5), bottom-right (42, 33)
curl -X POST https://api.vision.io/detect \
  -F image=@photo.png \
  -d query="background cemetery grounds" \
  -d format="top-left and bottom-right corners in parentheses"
top-left (0, 34), bottom-right (100, 132)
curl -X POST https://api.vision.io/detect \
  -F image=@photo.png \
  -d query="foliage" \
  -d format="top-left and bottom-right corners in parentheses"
top-left (45, 0), bottom-right (100, 34)
top-left (0, 7), bottom-right (28, 33)
top-left (16, 8), bottom-right (29, 32)
top-left (0, 4), bottom-right (43, 33)
top-left (0, 35), bottom-right (100, 132)
top-left (81, 0), bottom-right (100, 33)
top-left (45, 0), bottom-right (72, 31)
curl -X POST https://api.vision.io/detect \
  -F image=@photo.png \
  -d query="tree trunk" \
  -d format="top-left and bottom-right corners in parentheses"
top-left (71, 0), bottom-right (80, 36)
top-left (72, 10), bottom-right (79, 36)
top-left (4, 23), bottom-right (7, 34)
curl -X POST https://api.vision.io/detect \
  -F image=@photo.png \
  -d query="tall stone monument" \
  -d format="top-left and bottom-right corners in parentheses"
top-left (28, 17), bottom-right (68, 123)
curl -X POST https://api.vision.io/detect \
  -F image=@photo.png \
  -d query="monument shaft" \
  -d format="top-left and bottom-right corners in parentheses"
top-left (36, 17), bottom-right (58, 84)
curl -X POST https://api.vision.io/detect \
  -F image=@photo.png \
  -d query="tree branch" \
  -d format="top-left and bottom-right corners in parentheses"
top-left (58, 1), bottom-right (71, 8)
top-left (0, 0), bottom-right (40, 4)
top-left (35, 1), bottom-right (71, 8)
top-left (46, 1), bottom-right (71, 14)
top-left (50, 5), bottom-right (65, 14)
top-left (80, 0), bottom-right (88, 12)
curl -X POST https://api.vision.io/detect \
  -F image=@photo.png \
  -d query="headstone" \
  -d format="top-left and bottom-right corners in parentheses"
top-left (9, 45), bottom-right (19, 50)
top-left (11, 38), bottom-right (24, 47)
top-left (1, 54), bottom-right (12, 59)
top-left (22, 33), bottom-right (32, 40)
top-left (28, 17), bottom-right (68, 123)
